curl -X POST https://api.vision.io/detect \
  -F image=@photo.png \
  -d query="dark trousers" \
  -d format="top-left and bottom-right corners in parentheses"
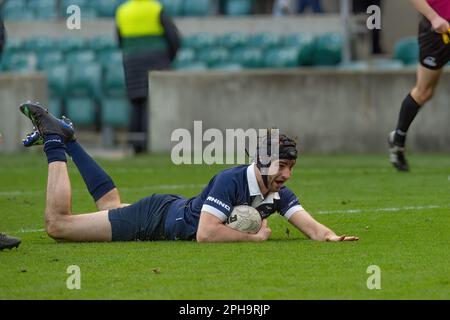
top-left (129, 97), bottom-right (148, 154)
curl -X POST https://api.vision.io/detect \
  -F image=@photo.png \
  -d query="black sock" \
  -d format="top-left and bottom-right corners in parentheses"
top-left (394, 94), bottom-right (421, 147)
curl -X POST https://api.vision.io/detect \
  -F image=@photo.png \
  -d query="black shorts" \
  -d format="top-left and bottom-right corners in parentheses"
top-left (419, 16), bottom-right (450, 70)
top-left (108, 194), bottom-right (182, 241)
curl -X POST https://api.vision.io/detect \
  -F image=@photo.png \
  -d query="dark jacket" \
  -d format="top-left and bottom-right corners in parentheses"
top-left (0, 19), bottom-right (5, 56)
top-left (116, 10), bottom-right (181, 100)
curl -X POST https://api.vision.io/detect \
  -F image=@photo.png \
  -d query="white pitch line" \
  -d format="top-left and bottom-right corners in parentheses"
top-left (7, 204), bottom-right (448, 235)
top-left (316, 204), bottom-right (447, 215)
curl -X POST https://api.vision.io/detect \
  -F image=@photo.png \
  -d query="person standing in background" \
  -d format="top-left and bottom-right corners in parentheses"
top-left (389, 0), bottom-right (450, 171)
top-left (115, 0), bottom-right (181, 154)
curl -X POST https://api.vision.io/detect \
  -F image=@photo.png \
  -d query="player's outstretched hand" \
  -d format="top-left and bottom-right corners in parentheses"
top-left (325, 234), bottom-right (359, 242)
top-left (255, 219), bottom-right (272, 241)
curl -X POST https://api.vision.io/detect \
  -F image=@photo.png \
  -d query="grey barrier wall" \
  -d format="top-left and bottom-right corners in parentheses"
top-left (149, 69), bottom-right (450, 154)
top-left (0, 74), bottom-right (48, 153)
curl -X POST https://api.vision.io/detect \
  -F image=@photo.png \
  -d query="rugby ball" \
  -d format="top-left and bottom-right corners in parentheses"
top-left (225, 205), bottom-right (262, 234)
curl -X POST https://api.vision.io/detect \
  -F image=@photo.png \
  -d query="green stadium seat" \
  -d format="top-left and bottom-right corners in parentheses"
top-left (172, 48), bottom-right (196, 69)
top-left (182, 0), bottom-right (212, 16)
top-left (95, 0), bottom-right (122, 17)
top-left (65, 51), bottom-right (96, 65)
top-left (217, 32), bottom-right (248, 50)
top-left (159, 0), bottom-right (183, 16)
top-left (61, 0), bottom-right (89, 15)
top-left (65, 97), bottom-right (97, 127)
top-left (1, 0), bottom-right (32, 21)
top-left (103, 66), bottom-right (126, 97)
top-left (57, 37), bottom-right (86, 53)
top-left (283, 33), bottom-right (315, 66)
top-left (38, 51), bottom-right (64, 70)
top-left (46, 64), bottom-right (69, 98)
top-left (264, 47), bottom-right (299, 68)
top-left (87, 36), bottom-right (117, 53)
top-left (394, 37), bottom-right (419, 65)
top-left (25, 36), bottom-right (55, 54)
top-left (210, 63), bottom-right (243, 71)
top-left (1, 52), bottom-right (36, 73)
top-left (197, 47), bottom-right (230, 67)
top-left (48, 98), bottom-right (63, 118)
top-left (67, 63), bottom-right (102, 99)
top-left (230, 47), bottom-right (264, 68)
top-left (97, 50), bottom-right (123, 69)
top-left (248, 32), bottom-right (282, 49)
top-left (3, 38), bottom-right (25, 53)
top-left (182, 33), bottom-right (216, 50)
top-left (312, 33), bottom-right (343, 66)
top-left (173, 62), bottom-right (208, 71)
top-left (101, 98), bottom-right (130, 128)
top-left (224, 0), bottom-right (254, 16)
top-left (28, 0), bottom-right (58, 20)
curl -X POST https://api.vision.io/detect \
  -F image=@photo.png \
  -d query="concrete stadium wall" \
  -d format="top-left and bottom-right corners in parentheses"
top-left (149, 69), bottom-right (450, 154)
top-left (0, 74), bottom-right (48, 153)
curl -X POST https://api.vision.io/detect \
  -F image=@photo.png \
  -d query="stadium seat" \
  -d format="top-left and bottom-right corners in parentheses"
top-left (103, 65), bottom-right (126, 97)
top-left (1, 0), bottom-right (34, 21)
top-left (172, 48), bottom-right (196, 69)
top-left (182, 33), bottom-right (216, 50)
top-left (264, 47), bottom-right (299, 68)
top-left (0, 52), bottom-right (37, 73)
top-left (217, 32), bottom-right (248, 50)
top-left (393, 37), bottom-right (419, 65)
top-left (60, 0), bottom-right (98, 19)
top-left (57, 37), bottom-right (86, 53)
top-left (94, 0), bottom-right (122, 17)
top-left (101, 98), bottom-right (130, 128)
top-left (158, 0), bottom-right (183, 16)
top-left (65, 50), bottom-right (97, 65)
top-left (38, 51), bottom-right (64, 70)
top-left (65, 97), bottom-right (97, 126)
top-left (173, 61), bottom-right (208, 71)
top-left (230, 47), bottom-right (264, 68)
top-left (197, 47), bottom-right (230, 67)
top-left (283, 33), bottom-right (315, 66)
top-left (312, 33), bottom-right (343, 66)
top-left (224, 0), bottom-right (254, 16)
top-left (87, 36), bottom-right (117, 53)
top-left (46, 64), bottom-right (69, 98)
top-left (67, 63), bottom-right (102, 99)
top-left (3, 38), bottom-right (25, 53)
top-left (182, 0), bottom-right (213, 16)
top-left (28, 0), bottom-right (58, 20)
top-left (48, 98), bottom-right (63, 118)
top-left (210, 63), bottom-right (243, 71)
top-left (248, 32), bottom-right (282, 49)
top-left (25, 36), bottom-right (55, 54)
top-left (97, 50), bottom-right (123, 69)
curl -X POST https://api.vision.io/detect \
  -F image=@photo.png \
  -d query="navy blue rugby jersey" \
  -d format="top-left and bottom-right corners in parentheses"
top-left (164, 163), bottom-right (303, 240)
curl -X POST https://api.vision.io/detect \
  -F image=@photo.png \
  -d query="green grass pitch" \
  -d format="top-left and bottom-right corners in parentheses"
top-left (0, 153), bottom-right (449, 299)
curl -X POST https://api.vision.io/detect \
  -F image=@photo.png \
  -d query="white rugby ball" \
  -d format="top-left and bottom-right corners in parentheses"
top-left (225, 205), bottom-right (262, 234)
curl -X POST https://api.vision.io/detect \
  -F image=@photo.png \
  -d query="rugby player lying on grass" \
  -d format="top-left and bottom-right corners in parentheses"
top-left (19, 101), bottom-right (359, 243)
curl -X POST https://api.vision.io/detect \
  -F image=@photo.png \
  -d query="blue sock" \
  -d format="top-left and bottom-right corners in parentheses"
top-left (44, 135), bottom-right (67, 164)
top-left (66, 141), bottom-right (116, 202)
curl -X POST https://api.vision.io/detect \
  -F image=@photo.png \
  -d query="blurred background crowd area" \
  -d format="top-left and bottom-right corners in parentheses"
top-left (0, 0), bottom-right (426, 150)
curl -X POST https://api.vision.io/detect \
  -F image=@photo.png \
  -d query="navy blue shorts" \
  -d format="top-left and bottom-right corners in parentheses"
top-left (108, 194), bottom-right (182, 241)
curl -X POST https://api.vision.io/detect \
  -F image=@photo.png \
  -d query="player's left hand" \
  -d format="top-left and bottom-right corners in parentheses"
top-left (326, 234), bottom-right (359, 242)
